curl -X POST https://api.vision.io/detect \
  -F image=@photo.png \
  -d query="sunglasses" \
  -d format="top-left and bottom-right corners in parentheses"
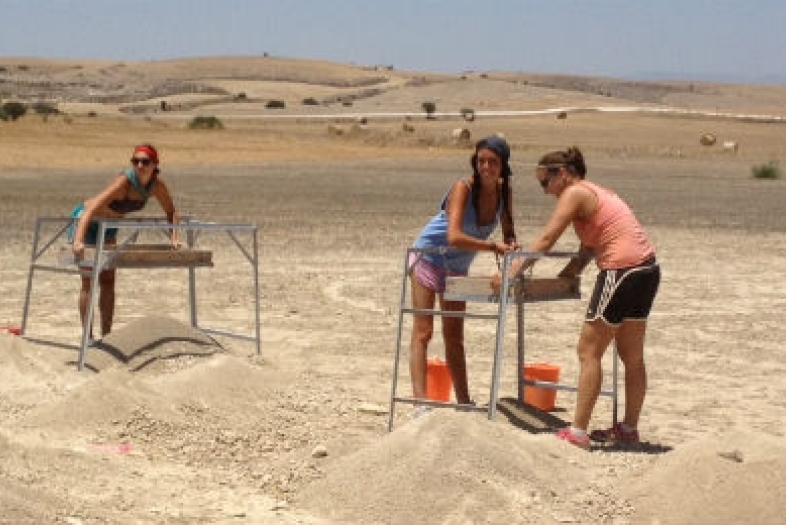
top-left (538, 166), bottom-right (562, 189)
top-left (130, 157), bottom-right (153, 166)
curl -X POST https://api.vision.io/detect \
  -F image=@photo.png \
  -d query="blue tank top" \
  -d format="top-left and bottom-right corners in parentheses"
top-left (413, 179), bottom-right (502, 274)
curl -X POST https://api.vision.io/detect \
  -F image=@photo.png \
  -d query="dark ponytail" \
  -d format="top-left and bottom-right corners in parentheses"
top-left (565, 146), bottom-right (586, 177)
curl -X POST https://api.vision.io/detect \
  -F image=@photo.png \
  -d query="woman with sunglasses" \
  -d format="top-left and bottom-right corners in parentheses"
top-left (68, 143), bottom-right (179, 340)
top-left (518, 146), bottom-right (660, 449)
top-left (409, 136), bottom-right (518, 410)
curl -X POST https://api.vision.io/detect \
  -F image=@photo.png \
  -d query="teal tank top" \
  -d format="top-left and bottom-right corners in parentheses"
top-left (108, 168), bottom-right (157, 213)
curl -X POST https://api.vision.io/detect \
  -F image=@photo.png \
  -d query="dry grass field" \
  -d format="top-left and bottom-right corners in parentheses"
top-left (1, 56), bottom-right (785, 524)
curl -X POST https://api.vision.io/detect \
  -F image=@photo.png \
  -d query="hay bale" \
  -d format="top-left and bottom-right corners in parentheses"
top-left (451, 128), bottom-right (471, 141)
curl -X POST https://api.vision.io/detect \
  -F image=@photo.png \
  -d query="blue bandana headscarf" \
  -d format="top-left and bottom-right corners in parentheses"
top-left (471, 135), bottom-right (512, 178)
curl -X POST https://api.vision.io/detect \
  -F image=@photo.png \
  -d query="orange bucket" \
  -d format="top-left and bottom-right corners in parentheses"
top-left (523, 363), bottom-right (560, 411)
top-left (426, 357), bottom-right (452, 402)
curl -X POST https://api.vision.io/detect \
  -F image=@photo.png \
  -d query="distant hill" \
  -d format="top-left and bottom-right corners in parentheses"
top-left (2, 55), bottom-right (785, 116)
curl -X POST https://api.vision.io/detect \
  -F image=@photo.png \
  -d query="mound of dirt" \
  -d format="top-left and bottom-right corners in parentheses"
top-left (622, 429), bottom-right (786, 524)
top-left (296, 409), bottom-right (601, 524)
top-left (296, 411), bottom-right (786, 524)
top-left (85, 315), bottom-right (222, 373)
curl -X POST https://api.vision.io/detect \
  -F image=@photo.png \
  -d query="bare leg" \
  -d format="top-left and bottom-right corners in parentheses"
top-left (98, 269), bottom-right (116, 336)
top-left (409, 275), bottom-right (435, 399)
top-left (440, 297), bottom-right (469, 404)
top-left (614, 320), bottom-right (648, 427)
top-left (572, 319), bottom-right (615, 430)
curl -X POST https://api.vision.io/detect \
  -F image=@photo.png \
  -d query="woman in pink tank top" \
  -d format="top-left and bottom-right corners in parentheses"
top-left (513, 146), bottom-right (660, 449)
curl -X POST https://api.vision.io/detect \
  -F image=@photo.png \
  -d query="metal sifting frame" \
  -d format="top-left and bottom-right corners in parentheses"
top-left (387, 247), bottom-right (619, 431)
top-left (20, 216), bottom-right (260, 371)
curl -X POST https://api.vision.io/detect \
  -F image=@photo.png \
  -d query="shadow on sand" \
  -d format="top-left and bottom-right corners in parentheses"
top-left (496, 396), bottom-right (673, 454)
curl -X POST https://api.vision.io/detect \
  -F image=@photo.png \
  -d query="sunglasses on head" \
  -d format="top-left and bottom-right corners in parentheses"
top-left (130, 157), bottom-right (153, 166)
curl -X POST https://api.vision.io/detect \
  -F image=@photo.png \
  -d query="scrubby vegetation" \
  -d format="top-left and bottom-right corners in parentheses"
top-left (421, 101), bottom-right (436, 119)
top-left (187, 115), bottom-right (224, 129)
top-left (1, 101), bottom-right (27, 121)
top-left (32, 102), bottom-right (60, 115)
top-left (751, 161), bottom-right (781, 180)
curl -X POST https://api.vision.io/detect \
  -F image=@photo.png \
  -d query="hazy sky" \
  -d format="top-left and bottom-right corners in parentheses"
top-left (3, 0), bottom-right (786, 84)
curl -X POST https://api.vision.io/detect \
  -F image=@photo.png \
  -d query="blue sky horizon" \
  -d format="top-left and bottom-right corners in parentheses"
top-left (3, 0), bottom-right (786, 85)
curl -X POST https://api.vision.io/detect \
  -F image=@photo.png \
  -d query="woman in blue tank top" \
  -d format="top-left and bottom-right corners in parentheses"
top-left (68, 143), bottom-right (179, 341)
top-left (409, 136), bottom-right (519, 406)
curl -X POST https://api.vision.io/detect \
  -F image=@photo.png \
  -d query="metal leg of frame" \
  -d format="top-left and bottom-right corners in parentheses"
top-left (20, 218), bottom-right (44, 335)
top-left (187, 227), bottom-right (198, 328)
top-left (516, 300), bottom-right (525, 403)
top-left (387, 249), bottom-right (411, 432)
top-left (252, 228), bottom-right (261, 354)
top-left (78, 224), bottom-right (106, 371)
top-left (487, 258), bottom-right (512, 420)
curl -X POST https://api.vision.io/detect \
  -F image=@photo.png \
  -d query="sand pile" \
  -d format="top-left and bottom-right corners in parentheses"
top-left (84, 314), bottom-right (222, 372)
top-left (0, 318), bottom-right (314, 523)
top-left (296, 410), bottom-right (786, 524)
top-left (622, 429), bottom-right (786, 524)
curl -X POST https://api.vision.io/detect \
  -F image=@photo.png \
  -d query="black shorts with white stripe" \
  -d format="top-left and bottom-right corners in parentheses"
top-left (586, 257), bottom-right (660, 326)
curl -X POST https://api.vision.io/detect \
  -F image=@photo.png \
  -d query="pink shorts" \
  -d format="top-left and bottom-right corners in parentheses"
top-left (408, 252), bottom-right (464, 293)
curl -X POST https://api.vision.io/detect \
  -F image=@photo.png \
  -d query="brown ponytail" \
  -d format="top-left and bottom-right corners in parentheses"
top-left (538, 146), bottom-right (587, 179)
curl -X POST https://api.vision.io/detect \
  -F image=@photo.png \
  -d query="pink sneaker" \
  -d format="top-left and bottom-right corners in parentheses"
top-left (555, 427), bottom-right (590, 450)
top-left (589, 423), bottom-right (640, 444)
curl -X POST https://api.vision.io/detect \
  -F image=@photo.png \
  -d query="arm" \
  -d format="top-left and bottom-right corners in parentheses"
top-left (500, 186), bottom-right (518, 248)
top-left (151, 178), bottom-right (180, 246)
top-left (72, 174), bottom-right (128, 258)
top-left (519, 184), bottom-right (588, 273)
top-left (489, 187), bottom-right (520, 284)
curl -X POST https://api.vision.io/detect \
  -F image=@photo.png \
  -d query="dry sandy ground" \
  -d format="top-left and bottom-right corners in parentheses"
top-left (1, 57), bottom-right (786, 524)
